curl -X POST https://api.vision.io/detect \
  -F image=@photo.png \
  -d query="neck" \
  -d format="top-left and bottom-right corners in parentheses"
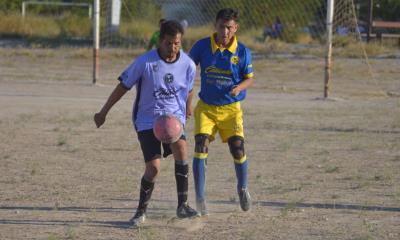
top-left (158, 49), bottom-right (179, 63)
top-left (215, 34), bottom-right (234, 49)
top-left (163, 55), bottom-right (177, 62)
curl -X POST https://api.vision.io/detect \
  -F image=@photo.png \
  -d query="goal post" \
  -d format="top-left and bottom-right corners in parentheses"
top-left (93, 0), bottom-right (100, 84)
top-left (325, 0), bottom-right (335, 98)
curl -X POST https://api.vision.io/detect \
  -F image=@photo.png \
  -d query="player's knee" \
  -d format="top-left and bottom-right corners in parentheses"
top-left (144, 164), bottom-right (160, 180)
top-left (171, 138), bottom-right (186, 151)
top-left (195, 134), bottom-right (209, 153)
top-left (228, 136), bottom-right (245, 160)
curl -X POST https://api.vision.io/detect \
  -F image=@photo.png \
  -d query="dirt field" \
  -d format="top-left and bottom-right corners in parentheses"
top-left (0, 48), bottom-right (399, 239)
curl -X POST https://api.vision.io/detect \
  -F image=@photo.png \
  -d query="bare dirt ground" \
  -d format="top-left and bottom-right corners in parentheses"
top-left (0, 48), bottom-right (400, 239)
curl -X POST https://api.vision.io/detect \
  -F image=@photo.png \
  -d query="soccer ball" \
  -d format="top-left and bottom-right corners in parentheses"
top-left (153, 114), bottom-right (183, 144)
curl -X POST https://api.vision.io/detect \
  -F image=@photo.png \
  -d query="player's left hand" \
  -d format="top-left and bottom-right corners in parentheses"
top-left (230, 85), bottom-right (241, 97)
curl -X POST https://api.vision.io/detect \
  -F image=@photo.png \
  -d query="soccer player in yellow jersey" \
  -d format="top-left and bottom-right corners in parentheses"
top-left (189, 8), bottom-right (254, 215)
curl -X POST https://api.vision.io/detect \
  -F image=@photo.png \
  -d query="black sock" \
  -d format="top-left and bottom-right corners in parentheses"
top-left (138, 176), bottom-right (154, 212)
top-left (175, 162), bottom-right (189, 207)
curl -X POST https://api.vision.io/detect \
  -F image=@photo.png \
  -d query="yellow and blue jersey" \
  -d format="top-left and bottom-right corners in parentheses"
top-left (189, 34), bottom-right (254, 106)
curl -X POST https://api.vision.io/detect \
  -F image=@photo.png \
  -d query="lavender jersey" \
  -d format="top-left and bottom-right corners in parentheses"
top-left (118, 49), bottom-right (196, 132)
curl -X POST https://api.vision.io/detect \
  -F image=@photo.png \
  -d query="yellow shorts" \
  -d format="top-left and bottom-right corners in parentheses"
top-left (194, 99), bottom-right (244, 142)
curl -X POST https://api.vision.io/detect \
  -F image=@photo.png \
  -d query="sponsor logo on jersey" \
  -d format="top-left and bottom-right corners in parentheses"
top-left (205, 66), bottom-right (232, 75)
top-left (152, 63), bottom-right (159, 72)
top-left (164, 73), bottom-right (174, 83)
top-left (231, 56), bottom-right (239, 65)
top-left (153, 87), bottom-right (179, 99)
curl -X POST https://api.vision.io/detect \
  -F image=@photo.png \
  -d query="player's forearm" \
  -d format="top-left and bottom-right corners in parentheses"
top-left (236, 77), bottom-right (253, 91)
top-left (99, 83), bottom-right (128, 116)
top-left (185, 90), bottom-right (194, 119)
top-left (186, 90), bottom-right (194, 107)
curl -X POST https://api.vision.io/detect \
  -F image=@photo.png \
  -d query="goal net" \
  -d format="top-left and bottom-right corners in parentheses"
top-left (96, 0), bottom-right (396, 98)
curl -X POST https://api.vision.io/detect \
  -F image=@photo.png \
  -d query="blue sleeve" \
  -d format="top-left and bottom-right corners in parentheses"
top-left (242, 47), bottom-right (254, 79)
top-left (118, 57), bottom-right (145, 89)
top-left (189, 41), bottom-right (200, 65)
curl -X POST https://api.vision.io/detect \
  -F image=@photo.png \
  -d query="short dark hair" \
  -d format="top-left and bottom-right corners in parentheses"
top-left (216, 8), bottom-right (239, 22)
top-left (159, 20), bottom-right (184, 39)
top-left (159, 18), bottom-right (166, 25)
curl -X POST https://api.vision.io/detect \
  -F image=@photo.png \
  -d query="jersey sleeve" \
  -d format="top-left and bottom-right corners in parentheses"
top-left (118, 57), bottom-right (145, 90)
top-left (187, 60), bottom-right (196, 91)
top-left (189, 41), bottom-right (201, 65)
top-left (242, 47), bottom-right (254, 79)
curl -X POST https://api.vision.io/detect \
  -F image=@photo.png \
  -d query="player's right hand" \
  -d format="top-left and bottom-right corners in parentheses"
top-left (94, 112), bottom-right (106, 128)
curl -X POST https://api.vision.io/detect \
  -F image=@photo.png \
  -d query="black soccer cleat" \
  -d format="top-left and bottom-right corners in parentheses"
top-left (129, 209), bottom-right (146, 227)
top-left (238, 188), bottom-right (251, 211)
top-left (176, 202), bottom-right (198, 218)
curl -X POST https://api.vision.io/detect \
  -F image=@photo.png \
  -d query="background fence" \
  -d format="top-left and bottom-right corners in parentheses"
top-left (0, 0), bottom-right (399, 96)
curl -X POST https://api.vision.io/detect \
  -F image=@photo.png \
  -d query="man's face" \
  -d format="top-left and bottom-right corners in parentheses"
top-left (215, 19), bottom-right (238, 46)
top-left (159, 33), bottom-right (182, 58)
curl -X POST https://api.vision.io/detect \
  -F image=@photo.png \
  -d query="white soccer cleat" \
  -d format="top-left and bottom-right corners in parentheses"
top-left (238, 188), bottom-right (251, 211)
top-left (129, 210), bottom-right (146, 227)
top-left (196, 200), bottom-right (209, 216)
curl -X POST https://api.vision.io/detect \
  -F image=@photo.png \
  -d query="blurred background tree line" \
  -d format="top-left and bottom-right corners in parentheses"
top-left (0, 0), bottom-right (399, 48)
top-left (0, 0), bottom-right (161, 20)
top-left (1, 0), bottom-right (399, 22)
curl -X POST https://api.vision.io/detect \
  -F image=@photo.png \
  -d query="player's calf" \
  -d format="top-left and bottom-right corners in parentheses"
top-left (228, 136), bottom-right (251, 211)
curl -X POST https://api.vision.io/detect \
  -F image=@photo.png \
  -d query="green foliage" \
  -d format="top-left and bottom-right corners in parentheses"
top-left (99, 0), bottom-right (161, 22)
top-left (0, 12), bottom-right (91, 41)
top-left (1, 0), bottom-right (399, 47)
top-left (212, 0), bottom-right (324, 28)
top-left (0, 0), bottom-right (93, 16)
top-left (118, 19), bottom-right (156, 44)
top-left (0, 0), bottom-right (24, 12)
top-left (0, 12), bottom-right (61, 38)
top-left (194, 0), bottom-right (324, 43)
top-left (58, 14), bottom-right (91, 38)
top-left (356, 0), bottom-right (400, 22)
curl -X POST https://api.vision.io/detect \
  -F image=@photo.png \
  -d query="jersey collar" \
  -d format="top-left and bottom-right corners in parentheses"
top-left (157, 48), bottom-right (181, 64)
top-left (211, 33), bottom-right (238, 54)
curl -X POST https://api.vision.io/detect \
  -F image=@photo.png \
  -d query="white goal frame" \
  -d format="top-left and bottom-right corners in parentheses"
top-left (22, 1), bottom-right (93, 19)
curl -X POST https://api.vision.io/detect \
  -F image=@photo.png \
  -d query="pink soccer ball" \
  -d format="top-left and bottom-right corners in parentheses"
top-left (153, 114), bottom-right (183, 144)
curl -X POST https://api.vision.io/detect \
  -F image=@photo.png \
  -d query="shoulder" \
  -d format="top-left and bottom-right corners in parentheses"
top-left (125, 50), bottom-right (158, 74)
top-left (237, 41), bottom-right (252, 54)
top-left (236, 41), bottom-right (252, 62)
top-left (192, 37), bottom-right (211, 49)
top-left (179, 51), bottom-right (196, 68)
top-left (136, 50), bottom-right (158, 63)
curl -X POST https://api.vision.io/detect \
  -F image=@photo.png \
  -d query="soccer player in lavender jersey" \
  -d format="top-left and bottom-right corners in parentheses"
top-left (94, 20), bottom-right (198, 227)
top-left (189, 8), bottom-right (254, 215)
